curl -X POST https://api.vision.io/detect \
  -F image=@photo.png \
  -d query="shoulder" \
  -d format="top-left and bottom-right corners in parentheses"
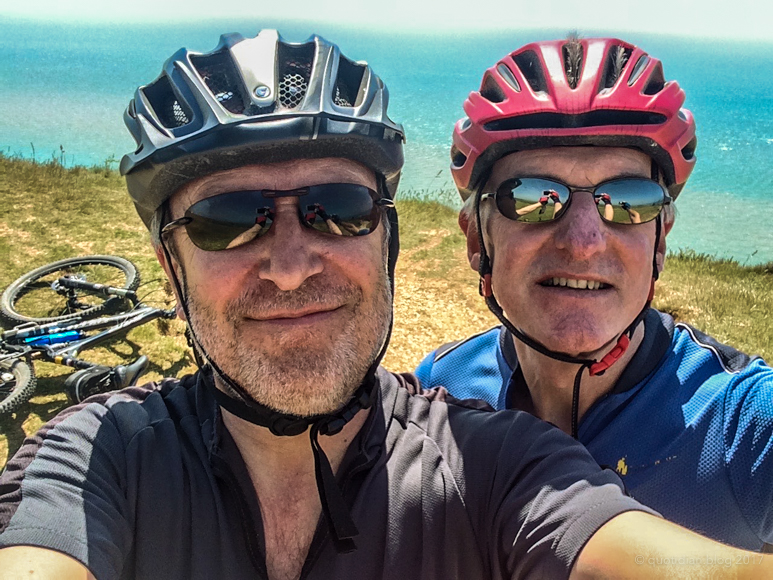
top-left (655, 322), bottom-right (772, 418)
top-left (414, 326), bottom-right (508, 408)
top-left (380, 370), bottom-right (649, 577)
top-left (0, 373), bottom-right (204, 525)
top-left (416, 326), bottom-right (502, 371)
top-left (384, 369), bottom-right (600, 485)
top-left (51, 373), bottom-right (203, 442)
top-left (672, 322), bottom-right (766, 374)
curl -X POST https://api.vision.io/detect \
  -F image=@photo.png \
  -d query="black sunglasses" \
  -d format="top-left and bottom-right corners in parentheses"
top-left (162, 183), bottom-right (394, 251)
top-left (481, 177), bottom-right (671, 225)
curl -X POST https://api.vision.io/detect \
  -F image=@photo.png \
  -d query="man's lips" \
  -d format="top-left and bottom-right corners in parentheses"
top-left (537, 274), bottom-right (613, 291)
top-left (247, 305), bottom-right (344, 324)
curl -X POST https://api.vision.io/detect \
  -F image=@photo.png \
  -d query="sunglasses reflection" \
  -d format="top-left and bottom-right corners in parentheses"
top-left (305, 203), bottom-right (369, 236)
top-left (619, 201), bottom-right (641, 224)
top-left (516, 190), bottom-right (564, 220)
top-left (595, 195), bottom-right (642, 224)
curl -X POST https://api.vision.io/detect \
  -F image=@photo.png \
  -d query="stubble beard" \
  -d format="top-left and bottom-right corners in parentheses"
top-left (183, 269), bottom-right (392, 417)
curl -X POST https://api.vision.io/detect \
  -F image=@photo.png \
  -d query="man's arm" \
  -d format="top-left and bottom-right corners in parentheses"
top-left (0, 398), bottom-right (136, 579)
top-left (572, 511), bottom-right (772, 579)
top-left (722, 364), bottom-right (773, 544)
top-left (0, 546), bottom-right (96, 580)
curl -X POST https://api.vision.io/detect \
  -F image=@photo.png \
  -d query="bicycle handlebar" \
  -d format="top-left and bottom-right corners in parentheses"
top-left (56, 277), bottom-right (137, 300)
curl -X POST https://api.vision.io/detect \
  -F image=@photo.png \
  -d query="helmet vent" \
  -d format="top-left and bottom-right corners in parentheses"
top-left (681, 136), bottom-right (697, 161)
top-left (512, 51), bottom-right (548, 93)
top-left (451, 146), bottom-right (468, 168)
top-left (600, 45), bottom-right (632, 91)
top-left (628, 55), bottom-right (649, 86)
top-left (191, 50), bottom-right (248, 115)
top-left (279, 73), bottom-right (308, 109)
top-left (142, 75), bottom-right (192, 129)
top-left (480, 74), bottom-right (506, 103)
top-left (484, 110), bottom-right (666, 131)
top-left (562, 40), bottom-right (584, 89)
top-left (642, 62), bottom-right (666, 95)
top-left (334, 56), bottom-right (366, 107)
top-left (277, 42), bottom-right (314, 110)
top-left (496, 64), bottom-right (521, 92)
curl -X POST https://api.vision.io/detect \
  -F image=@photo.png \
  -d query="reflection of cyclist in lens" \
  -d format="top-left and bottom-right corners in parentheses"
top-left (594, 192), bottom-right (615, 222)
top-left (620, 201), bottom-right (642, 224)
top-left (306, 202), bottom-right (344, 236)
top-left (517, 189), bottom-right (564, 218)
top-left (226, 207), bottom-right (273, 249)
top-left (416, 36), bottom-right (773, 554)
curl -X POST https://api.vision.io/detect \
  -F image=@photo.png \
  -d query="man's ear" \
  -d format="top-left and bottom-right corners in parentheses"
top-left (155, 244), bottom-right (187, 321)
top-left (656, 207), bottom-right (675, 274)
top-left (459, 209), bottom-right (481, 272)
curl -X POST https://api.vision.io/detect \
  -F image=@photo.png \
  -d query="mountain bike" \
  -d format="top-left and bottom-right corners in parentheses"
top-left (0, 256), bottom-right (176, 415)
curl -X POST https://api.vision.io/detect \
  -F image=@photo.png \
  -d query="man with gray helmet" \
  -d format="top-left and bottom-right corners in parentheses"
top-left (1, 30), bottom-right (772, 580)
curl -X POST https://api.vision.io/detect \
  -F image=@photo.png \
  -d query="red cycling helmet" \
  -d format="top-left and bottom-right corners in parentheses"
top-left (451, 37), bottom-right (697, 200)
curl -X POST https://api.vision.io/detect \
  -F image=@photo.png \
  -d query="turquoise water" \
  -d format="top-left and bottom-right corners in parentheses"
top-left (1, 18), bottom-right (772, 263)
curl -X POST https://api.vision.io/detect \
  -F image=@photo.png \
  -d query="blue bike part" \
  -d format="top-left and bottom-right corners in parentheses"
top-left (23, 330), bottom-right (84, 346)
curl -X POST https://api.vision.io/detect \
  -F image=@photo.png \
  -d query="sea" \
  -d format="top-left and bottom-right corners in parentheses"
top-left (1, 18), bottom-right (772, 264)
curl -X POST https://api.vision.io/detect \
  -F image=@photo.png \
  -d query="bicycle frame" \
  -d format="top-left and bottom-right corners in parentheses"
top-left (0, 254), bottom-right (177, 414)
top-left (1, 306), bottom-right (176, 369)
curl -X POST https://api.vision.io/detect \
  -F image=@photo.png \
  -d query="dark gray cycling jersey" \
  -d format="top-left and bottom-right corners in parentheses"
top-left (0, 368), bottom-right (654, 579)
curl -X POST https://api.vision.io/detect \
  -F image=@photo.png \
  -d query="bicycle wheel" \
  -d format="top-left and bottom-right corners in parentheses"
top-left (0, 256), bottom-right (140, 326)
top-left (0, 356), bottom-right (36, 416)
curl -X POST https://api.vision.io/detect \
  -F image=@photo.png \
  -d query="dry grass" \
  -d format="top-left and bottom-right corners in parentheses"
top-left (1, 156), bottom-right (771, 470)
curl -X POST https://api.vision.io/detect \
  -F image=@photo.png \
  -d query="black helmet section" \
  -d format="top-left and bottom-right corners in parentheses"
top-left (126, 29), bottom-right (406, 555)
top-left (121, 30), bottom-right (405, 227)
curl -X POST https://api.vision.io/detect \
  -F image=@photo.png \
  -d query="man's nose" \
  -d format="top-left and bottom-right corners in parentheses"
top-left (552, 192), bottom-right (607, 259)
top-left (255, 206), bottom-right (324, 291)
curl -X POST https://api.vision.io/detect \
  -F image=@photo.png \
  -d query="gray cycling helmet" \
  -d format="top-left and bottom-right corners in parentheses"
top-left (120, 29), bottom-right (405, 228)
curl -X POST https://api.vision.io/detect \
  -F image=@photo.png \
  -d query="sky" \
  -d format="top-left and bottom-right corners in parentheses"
top-left (2, 0), bottom-right (773, 43)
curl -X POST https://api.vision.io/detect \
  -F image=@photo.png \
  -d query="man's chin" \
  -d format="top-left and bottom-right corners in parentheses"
top-left (526, 325), bottom-right (625, 360)
top-left (247, 379), bottom-right (360, 418)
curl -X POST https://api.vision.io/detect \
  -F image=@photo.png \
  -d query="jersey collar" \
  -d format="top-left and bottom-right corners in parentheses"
top-left (503, 308), bottom-right (675, 410)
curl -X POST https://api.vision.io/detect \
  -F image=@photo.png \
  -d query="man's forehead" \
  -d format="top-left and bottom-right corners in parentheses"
top-left (490, 147), bottom-right (652, 185)
top-left (172, 157), bottom-right (377, 210)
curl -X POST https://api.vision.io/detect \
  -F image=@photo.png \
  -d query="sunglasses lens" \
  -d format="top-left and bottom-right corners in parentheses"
top-left (184, 191), bottom-right (273, 251)
top-left (495, 178), bottom-right (570, 223)
top-left (595, 179), bottom-right (667, 224)
top-left (302, 184), bottom-right (381, 236)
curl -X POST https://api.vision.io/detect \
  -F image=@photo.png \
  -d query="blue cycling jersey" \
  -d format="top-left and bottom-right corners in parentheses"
top-left (415, 309), bottom-right (773, 550)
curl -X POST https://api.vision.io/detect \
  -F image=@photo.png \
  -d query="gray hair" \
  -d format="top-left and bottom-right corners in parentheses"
top-left (148, 205), bottom-right (165, 248)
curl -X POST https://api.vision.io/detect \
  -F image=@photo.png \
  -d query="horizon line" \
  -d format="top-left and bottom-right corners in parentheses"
top-left (2, 13), bottom-right (773, 44)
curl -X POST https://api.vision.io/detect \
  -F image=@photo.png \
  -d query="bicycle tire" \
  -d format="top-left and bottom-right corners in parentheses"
top-left (0, 255), bottom-right (140, 327)
top-left (0, 356), bottom-right (36, 416)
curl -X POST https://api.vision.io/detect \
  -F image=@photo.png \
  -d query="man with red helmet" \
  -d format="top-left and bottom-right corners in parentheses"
top-left (416, 36), bottom-right (773, 551)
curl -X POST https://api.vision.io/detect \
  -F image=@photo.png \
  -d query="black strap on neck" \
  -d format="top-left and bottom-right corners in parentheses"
top-left (310, 423), bottom-right (358, 553)
top-left (211, 368), bottom-right (376, 552)
top-left (570, 364), bottom-right (589, 439)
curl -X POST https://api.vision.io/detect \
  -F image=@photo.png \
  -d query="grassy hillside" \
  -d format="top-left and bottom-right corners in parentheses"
top-left (1, 154), bottom-right (772, 469)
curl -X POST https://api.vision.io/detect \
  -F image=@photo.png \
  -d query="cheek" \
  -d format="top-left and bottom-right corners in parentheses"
top-left (178, 247), bottom-right (248, 308)
top-left (340, 238), bottom-right (386, 294)
top-left (486, 219), bottom-right (546, 277)
top-left (614, 227), bottom-right (657, 291)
